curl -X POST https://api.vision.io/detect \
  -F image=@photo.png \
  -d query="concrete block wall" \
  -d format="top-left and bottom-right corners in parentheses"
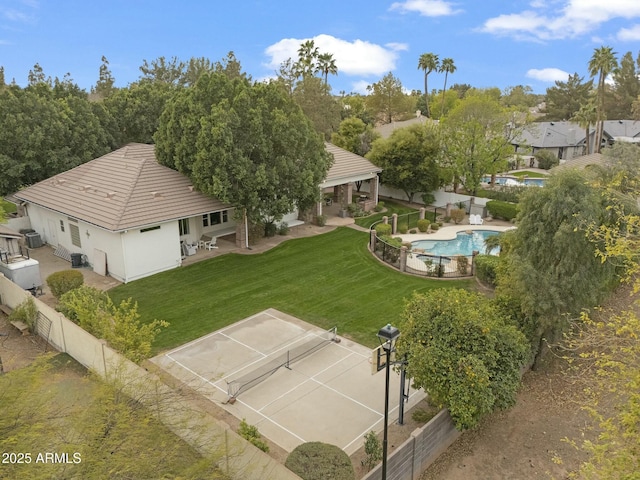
top-left (362, 409), bottom-right (461, 480)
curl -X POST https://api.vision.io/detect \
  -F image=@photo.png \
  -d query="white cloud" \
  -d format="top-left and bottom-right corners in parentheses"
top-left (481, 0), bottom-right (640, 41)
top-left (618, 24), bottom-right (640, 41)
top-left (385, 42), bottom-right (409, 51)
top-left (389, 0), bottom-right (463, 17)
top-left (264, 34), bottom-right (401, 77)
top-left (351, 80), bottom-right (371, 94)
top-left (526, 67), bottom-right (570, 82)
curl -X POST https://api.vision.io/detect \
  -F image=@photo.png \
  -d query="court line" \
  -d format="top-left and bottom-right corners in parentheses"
top-left (232, 396), bottom-right (307, 444)
top-left (166, 353), bottom-right (220, 386)
top-left (219, 331), bottom-right (268, 357)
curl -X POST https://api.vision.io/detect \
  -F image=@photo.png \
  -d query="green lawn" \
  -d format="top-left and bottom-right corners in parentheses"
top-left (1, 198), bottom-right (17, 214)
top-left (109, 227), bottom-right (471, 352)
top-left (509, 170), bottom-right (548, 178)
top-left (355, 199), bottom-right (428, 229)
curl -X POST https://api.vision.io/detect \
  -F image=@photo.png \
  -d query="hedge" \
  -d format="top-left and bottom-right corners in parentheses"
top-left (474, 255), bottom-right (500, 286)
top-left (486, 200), bottom-right (518, 221)
top-left (46, 269), bottom-right (84, 298)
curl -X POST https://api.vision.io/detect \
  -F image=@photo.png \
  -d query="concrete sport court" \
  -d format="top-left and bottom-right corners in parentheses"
top-left (151, 308), bottom-right (426, 455)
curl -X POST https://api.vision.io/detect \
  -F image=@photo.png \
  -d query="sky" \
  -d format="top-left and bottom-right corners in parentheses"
top-left (1, 0), bottom-right (640, 96)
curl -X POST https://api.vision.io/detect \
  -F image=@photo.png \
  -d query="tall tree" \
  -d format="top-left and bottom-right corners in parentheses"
top-left (366, 122), bottom-right (442, 203)
top-left (439, 57), bottom-right (456, 115)
top-left (588, 46), bottom-right (618, 153)
top-left (571, 101), bottom-right (597, 155)
top-left (316, 52), bottom-right (337, 87)
top-left (92, 55), bottom-right (116, 98)
top-left (440, 94), bottom-right (517, 194)
top-left (365, 72), bottom-right (408, 124)
top-left (295, 40), bottom-right (319, 79)
top-left (154, 71), bottom-right (332, 244)
top-left (417, 53), bottom-right (440, 118)
top-left (607, 51), bottom-right (640, 120)
top-left (542, 73), bottom-right (593, 121)
top-left (292, 75), bottom-right (341, 139)
top-left (139, 56), bottom-right (186, 85)
top-left (330, 117), bottom-right (379, 157)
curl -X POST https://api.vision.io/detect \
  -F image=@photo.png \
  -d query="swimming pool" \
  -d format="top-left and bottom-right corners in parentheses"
top-left (482, 176), bottom-right (546, 186)
top-left (411, 230), bottom-right (500, 257)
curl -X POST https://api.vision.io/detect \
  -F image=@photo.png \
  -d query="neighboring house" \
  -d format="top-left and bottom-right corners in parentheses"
top-left (375, 113), bottom-right (433, 139)
top-left (14, 143), bottom-right (235, 283)
top-left (514, 120), bottom-right (640, 165)
top-left (14, 142), bottom-right (381, 283)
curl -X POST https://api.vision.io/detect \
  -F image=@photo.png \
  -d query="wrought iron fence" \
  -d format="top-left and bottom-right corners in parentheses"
top-left (373, 237), bottom-right (401, 269)
top-left (405, 252), bottom-right (474, 278)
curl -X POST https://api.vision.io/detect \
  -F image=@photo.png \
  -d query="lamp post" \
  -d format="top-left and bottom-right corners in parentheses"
top-left (377, 323), bottom-right (400, 480)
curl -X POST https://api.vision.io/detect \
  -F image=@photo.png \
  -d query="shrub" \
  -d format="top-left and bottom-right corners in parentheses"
top-left (374, 223), bottom-right (392, 236)
top-left (278, 222), bottom-right (290, 235)
top-left (238, 419), bottom-right (269, 452)
top-left (475, 255), bottom-right (500, 286)
top-left (397, 224), bottom-right (408, 234)
top-left (421, 192), bottom-right (435, 205)
top-left (486, 200), bottom-right (518, 221)
top-left (285, 442), bottom-right (355, 480)
top-left (9, 297), bottom-right (38, 333)
top-left (264, 221), bottom-right (277, 237)
top-left (442, 216), bottom-right (451, 223)
top-left (450, 208), bottom-right (465, 225)
top-left (46, 269), bottom-right (84, 298)
top-left (417, 219), bottom-right (430, 232)
top-left (430, 223), bottom-right (440, 231)
top-left (363, 431), bottom-right (381, 471)
top-left (315, 215), bottom-right (326, 227)
top-left (347, 203), bottom-right (365, 218)
top-left (535, 150), bottom-right (560, 170)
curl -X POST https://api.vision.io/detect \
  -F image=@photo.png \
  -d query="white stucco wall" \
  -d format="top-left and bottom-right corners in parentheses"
top-left (120, 221), bottom-right (181, 283)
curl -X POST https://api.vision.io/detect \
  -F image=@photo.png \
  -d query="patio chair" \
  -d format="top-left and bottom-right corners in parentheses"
top-left (205, 236), bottom-right (218, 250)
top-left (198, 235), bottom-right (213, 249)
top-left (469, 214), bottom-right (483, 225)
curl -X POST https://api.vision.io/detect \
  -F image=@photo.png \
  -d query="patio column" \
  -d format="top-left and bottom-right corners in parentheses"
top-left (370, 176), bottom-right (379, 204)
top-left (346, 183), bottom-right (353, 204)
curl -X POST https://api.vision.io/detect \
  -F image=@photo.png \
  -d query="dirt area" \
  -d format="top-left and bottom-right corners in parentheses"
top-left (0, 313), bottom-right (47, 372)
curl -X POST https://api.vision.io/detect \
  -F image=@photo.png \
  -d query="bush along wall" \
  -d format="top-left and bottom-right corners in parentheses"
top-left (486, 200), bottom-right (518, 221)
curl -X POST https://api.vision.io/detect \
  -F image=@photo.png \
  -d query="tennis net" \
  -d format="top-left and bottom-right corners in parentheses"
top-left (226, 327), bottom-right (337, 400)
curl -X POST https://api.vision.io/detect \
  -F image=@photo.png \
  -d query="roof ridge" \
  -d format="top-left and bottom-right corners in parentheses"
top-left (114, 146), bottom-right (148, 227)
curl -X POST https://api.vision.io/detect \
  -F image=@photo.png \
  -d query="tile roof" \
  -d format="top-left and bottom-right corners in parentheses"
top-left (550, 153), bottom-right (605, 172)
top-left (323, 142), bottom-right (381, 185)
top-left (516, 120), bottom-right (640, 148)
top-left (14, 143), bottom-right (232, 232)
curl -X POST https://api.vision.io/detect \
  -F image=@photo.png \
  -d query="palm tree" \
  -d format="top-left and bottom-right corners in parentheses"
top-left (295, 40), bottom-right (319, 78)
top-left (316, 52), bottom-right (337, 88)
top-left (439, 58), bottom-right (456, 116)
top-left (417, 53), bottom-right (440, 118)
top-left (572, 101), bottom-right (598, 155)
top-left (588, 46), bottom-right (618, 153)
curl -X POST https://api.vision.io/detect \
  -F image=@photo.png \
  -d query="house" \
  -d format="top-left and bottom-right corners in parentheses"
top-left (14, 143), bottom-right (235, 283)
top-left (513, 120), bottom-right (640, 166)
top-left (14, 142), bottom-right (381, 283)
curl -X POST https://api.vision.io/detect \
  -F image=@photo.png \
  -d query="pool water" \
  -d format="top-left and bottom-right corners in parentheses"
top-left (411, 230), bottom-right (500, 257)
top-left (482, 176), bottom-right (546, 186)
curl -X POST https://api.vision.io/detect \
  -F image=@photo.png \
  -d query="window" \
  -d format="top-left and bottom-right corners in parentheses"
top-left (60, 220), bottom-right (65, 232)
top-left (140, 226), bottom-right (161, 233)
top-left (70, 224), bottom-right (81, 247)
top-left (202, 210), bottom-right (229, 227)
top-left (179, 218), bottom-right (190, 236)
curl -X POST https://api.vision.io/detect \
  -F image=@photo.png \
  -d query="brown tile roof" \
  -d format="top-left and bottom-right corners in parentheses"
top-left (14, 143), bottom-right (231, 232)
top-left (550, 153), bottom-right (605, 172)
top-left (323, 142), bottom-right (381, 186)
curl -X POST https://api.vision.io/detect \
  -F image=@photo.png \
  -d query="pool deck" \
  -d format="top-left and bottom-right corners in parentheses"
top-left (396, 224), bottom-right (516, 243)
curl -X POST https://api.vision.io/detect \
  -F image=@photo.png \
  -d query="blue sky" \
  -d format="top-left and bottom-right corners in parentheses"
top-left (1, 0), bottom-right (640, 95)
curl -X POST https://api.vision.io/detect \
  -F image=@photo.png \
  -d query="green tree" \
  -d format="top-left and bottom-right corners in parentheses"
top-left (397, 289), bottom-right (528, 430)
top-left (607, 51), bottom-right (640, 120)
top-left (292, 75), bottom-right (341, 139)
top-left (496, 169), bottom-right (617, 361)
top-left (366, 72), bottom-right (408, 124)
top-left (417, 53), bottom-right (440, 118)
top-left (316, 52), bottom-right (337, 87)
top-left (439, 57), bottom-right (456, 115)
top-left (92, 55), bottom-right (116, 98)
top-left (330, 117), bottom-right (379, 157)
top-left (588, 46), bottom-right (618, 153)
top-left (571, 100), bottom-right (597, 155)
top-left (155, 70), bottom-right (332, 240)
top-left (501, 85), bottom-right (540, 109)
top-left (440, 94), bottom-right (516, 194)
top-left (366, 122), bottom-right (442, 203)
top-left (139, 56), bottom-right (186, 85)
top-left (295, 40), bottom-right (319, 78)
top-left (534, 149), bottom-right (559, 170)
top-left (542, 73), bottom-right (593, 121)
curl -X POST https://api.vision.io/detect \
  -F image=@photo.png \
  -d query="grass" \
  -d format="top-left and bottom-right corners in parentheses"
top-left (109, 227), bottom-right (471, 352)
top-left (354, 199), bottom-right (425, 229)
top-left (1, 198), bottom-right (17, 214)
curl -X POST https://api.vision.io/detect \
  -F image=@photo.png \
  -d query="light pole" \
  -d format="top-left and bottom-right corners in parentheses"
top-left (377, 323), bottom-right (400, 480)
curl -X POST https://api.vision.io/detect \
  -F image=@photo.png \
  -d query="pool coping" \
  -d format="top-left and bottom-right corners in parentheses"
top-left (396, 224), bottom-right (516, 242)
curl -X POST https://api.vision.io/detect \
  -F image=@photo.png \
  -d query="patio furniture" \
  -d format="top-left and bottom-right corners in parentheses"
top-left (469, 214), bottom-right (484, 225)
top-left (198, 235), bottom-right (213, 249)
top-left (205, 237), bottom-right (218, 250)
